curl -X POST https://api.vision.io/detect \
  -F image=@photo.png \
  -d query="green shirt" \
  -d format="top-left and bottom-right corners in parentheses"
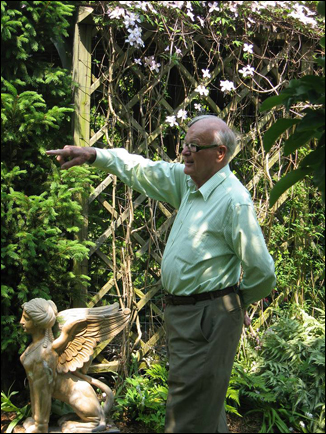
top-left (92, 148), bottom-right (276, 308)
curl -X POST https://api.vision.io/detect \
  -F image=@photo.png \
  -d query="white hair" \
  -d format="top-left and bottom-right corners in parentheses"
top-left (188, 115), bottom-right (238, 160)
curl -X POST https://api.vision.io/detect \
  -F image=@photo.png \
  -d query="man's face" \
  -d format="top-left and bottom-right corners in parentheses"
top-left (182, 120), bottom-right (227, 188)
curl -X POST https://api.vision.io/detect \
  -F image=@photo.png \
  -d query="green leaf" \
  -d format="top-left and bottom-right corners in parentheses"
top-left (6, 418), bottom-right (20, 433)
top-left (313, 160), bottom-right (325, 202)
top-left (283, 130), bottom-right (317, 156)
top-left (296, 109), bottom-right (325, 132)
top-left (318, 1), bottom-right (325, 17)
top-left (269, 167), bottom-right (313, 208)
top-left (259, 93), bottom-right (290, 112)
top-left (298, 75), bottom-right (325, 94)
top-left (263, 118), bottom-right (301, 152)
top-left (300, 146), bottom-right (325, 168)
top-left (315, 57), bottom-right (325, 69)
top-left (1, 80), bottom-right (18, 97)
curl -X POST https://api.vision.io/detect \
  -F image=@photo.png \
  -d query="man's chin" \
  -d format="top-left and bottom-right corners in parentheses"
top-left (184, 163), bottom-right (194, 174)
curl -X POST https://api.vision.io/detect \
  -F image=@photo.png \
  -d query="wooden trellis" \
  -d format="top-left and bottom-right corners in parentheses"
top-left (70, 5), bottom-right (319, 373)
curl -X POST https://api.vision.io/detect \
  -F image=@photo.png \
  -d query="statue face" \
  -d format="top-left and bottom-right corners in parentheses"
top-left (20, 310), bottom-right (37, 334)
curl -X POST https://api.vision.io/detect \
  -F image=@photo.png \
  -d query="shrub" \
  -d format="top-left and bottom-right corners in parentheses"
top-left (113, 363), bottom-right (168, 433)
top-left (235, 306), bottom-right (325, 433)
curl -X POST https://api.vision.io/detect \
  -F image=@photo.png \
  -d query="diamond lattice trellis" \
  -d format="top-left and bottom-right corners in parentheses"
top-left (70, 5), bottom-right (318, 373)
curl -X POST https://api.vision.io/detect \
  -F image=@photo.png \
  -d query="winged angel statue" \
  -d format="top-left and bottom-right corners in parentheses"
top-left (19, 298), bottom-right (131, 433)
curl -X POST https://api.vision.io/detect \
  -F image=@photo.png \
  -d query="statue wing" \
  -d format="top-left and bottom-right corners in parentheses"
top-left (52, 303), bottom-right (131, 374)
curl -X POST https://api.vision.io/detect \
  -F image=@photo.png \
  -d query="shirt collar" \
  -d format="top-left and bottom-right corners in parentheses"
top-left (187, 164), bottom-right (231, 201)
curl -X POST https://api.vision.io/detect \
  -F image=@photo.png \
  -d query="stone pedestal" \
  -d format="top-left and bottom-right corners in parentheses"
top-left (13, 420), bottom-right (120, 433)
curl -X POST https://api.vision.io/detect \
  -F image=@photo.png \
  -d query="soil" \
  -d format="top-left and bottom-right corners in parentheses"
top-left (114, 414), bottom-right (262, 433)
top-left (1, 412), bottom-right (16, 433)
top-left (1, 412), bottom-right (261, 433)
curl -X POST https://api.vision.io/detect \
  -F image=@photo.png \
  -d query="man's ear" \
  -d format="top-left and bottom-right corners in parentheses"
top-left (216, 145), bottom-right (227, 161)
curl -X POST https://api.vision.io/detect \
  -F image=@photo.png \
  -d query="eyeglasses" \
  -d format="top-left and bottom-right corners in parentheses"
top-left (181, 142), bottom-right (220, 153)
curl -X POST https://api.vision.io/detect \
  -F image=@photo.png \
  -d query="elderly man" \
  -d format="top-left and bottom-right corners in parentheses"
top-left (47, 115), bottom-right (276, 433)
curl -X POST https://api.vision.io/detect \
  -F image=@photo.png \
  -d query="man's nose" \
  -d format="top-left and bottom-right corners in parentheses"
top-left (181, 146), bottom-right (191, 156)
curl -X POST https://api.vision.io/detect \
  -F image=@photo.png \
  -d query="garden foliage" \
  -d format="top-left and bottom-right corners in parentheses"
top-left (0, 0), bottom-right (94, 387)
top-left (260, 0), bottom-right (325, 207)
top-left (113, 362), bottom-right (169, 433)
top-left (1, 386), bottom-right (31, 433)
top-left (112, 305), bottom-right (325, 433)
top-left (234, 306), bottom-right (325, 433)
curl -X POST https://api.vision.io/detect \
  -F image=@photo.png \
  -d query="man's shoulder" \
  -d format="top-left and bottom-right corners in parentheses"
top-left (223, 171), bottom-right (253, 207)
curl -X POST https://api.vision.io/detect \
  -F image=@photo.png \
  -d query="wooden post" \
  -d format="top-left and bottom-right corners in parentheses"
top-left (71, 6), bottom-right (94, 307)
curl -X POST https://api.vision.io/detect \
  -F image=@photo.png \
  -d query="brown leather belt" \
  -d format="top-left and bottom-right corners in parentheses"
top-left (164, 285), bottom-right (238, 305)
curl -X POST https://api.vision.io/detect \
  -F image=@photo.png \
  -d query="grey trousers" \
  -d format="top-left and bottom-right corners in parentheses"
top-left (164, 292), bottom-right (244, 433)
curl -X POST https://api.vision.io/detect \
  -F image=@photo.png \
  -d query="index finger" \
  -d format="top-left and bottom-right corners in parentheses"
top-left (46, 149), bottom-right (67, 155)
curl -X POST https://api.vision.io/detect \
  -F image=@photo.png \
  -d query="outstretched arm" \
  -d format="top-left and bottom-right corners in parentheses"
top-left (47, 146), bottom-right (186, 208)
top-left (46, 145), bottom-right (96, 170)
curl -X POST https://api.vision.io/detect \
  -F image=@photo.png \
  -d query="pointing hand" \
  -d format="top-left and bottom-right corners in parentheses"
top-left (46, 146), bottom-right (96, 170)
